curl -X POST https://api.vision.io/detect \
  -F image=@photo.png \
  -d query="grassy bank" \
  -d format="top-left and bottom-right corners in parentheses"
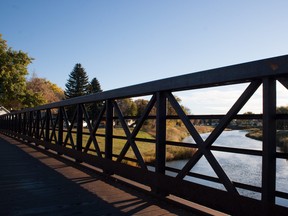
top-left (64, 124), bottom-right (214, 166)
top-left (246, 129), bottom-right (288, 153)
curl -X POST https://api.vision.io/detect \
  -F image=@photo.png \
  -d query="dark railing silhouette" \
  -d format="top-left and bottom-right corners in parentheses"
top-left (1, 55), bottom-right (288, 215)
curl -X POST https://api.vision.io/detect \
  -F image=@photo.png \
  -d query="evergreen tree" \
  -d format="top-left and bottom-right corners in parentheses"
top-left (88, 77), bottom-right (102, 94)
top-left (65, 63), bottom-right (89, 99)
top-left (88, 77), bottom-right (103, 121)
top-left (64, 63), bottom-right (89, 120)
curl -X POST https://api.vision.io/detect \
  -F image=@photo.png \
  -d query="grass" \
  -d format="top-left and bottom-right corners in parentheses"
top-left (246, 128), bottom-right (288, 153)
top-left (59, 122), bottom-right (215, 166)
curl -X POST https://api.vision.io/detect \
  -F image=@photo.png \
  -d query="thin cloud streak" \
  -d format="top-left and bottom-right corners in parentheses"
top-left (175, 82), bottom-right (288, 115)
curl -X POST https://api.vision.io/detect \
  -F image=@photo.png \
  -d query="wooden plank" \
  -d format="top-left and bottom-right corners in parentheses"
top-left (0, 134), bottom-right (199, 216)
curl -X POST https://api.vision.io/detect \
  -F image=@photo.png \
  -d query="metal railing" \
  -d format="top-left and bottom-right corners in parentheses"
top-left (1, 55), bottom-right (288, 215)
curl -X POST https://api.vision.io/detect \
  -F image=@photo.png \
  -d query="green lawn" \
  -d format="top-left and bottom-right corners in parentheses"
top-left (60, 126), bottom-right (196, 166)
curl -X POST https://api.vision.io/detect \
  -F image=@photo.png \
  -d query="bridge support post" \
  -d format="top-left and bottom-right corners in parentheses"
top-left (28, 111), bottom-right (33, 137)
top-left (153, 92), bottom-right (167, 196)
top-left (45, 109), bottom-right (50, 150)
top-left (57, 107), bottom-right (63, 155)
top-left (105, 100), bottom-right (113, 160)
top-left (75, 104), bottom-right (83, 162)
top-left (104, 99), bottom-right (114, 175)
top-left (156, 92), bottom-right (166, 174)
top-left (35, 110), bottom-right (40, 140)
top-left (23, 112), bottom-right (27, 137)
top-left (76, 104), bottom-right (83, 152)
top-left (17, 113), bottom-right (21, 139)
top-left (262, 78), bottom-right (276, 210)
top-left (17, 114), bottom-right (20, 136)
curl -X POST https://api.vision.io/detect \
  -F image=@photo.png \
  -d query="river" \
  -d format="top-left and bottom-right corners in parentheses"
top-left (165, 130), bottom-right (288, 207)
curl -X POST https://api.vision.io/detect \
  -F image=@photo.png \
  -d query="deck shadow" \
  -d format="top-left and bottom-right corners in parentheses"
top-left (0, 134), bottom-right (202, 216)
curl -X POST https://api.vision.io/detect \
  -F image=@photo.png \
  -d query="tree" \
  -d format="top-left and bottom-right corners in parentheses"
top-left (167, 96), bottom-right (190, 115)
top-left (88, 77), bottom-right (102, 94)
top-left (276, 106), bottom-right (288, 130)
top-left (88, 77), bottom-right (103, 120)
top-left (0, 34), bottom-right (33, 110)
top-left (26, 74), bottom-right (64, 105)
top-left (117, 98), bottom-right (134, 116)
top-left (64, 63), bottom-right (89, 120)
top-left (134, 99), bottom-right (154, 116)
top-left (65, 63), bottom-right (89, 99)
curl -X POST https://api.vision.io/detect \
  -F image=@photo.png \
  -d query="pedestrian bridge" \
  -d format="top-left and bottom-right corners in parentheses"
top-left (1, 55), bottom-right (288, 215)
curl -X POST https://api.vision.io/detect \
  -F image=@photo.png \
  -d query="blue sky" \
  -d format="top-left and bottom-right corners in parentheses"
top-left (1, 0), bottom-right (288, 114)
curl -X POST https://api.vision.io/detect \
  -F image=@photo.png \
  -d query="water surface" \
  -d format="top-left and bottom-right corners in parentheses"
top-left (166, 130), bottom-right (288, 206)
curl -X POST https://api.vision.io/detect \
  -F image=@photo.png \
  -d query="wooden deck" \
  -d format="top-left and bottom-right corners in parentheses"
top-left (0, 134), bottom-right (214, 216)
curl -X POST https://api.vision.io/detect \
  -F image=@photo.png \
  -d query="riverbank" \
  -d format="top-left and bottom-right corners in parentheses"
top-left (246, 129), bottom-right (288, 153)
top-left (140, 124), bottom-right (215, 162)
top-left (81, 124), bottom-right (215, 166)
top-left (142, 123), bottom-right (215, 142)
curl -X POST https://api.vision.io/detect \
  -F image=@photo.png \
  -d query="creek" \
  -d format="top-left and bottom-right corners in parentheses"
top-left (165, 130), bottom-right (288, 207)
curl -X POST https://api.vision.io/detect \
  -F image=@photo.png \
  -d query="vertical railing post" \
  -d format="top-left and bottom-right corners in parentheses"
top-left (35, 110), bottom-right (40, 140)
top-left (156, 91), bottom-right (166, 174)
top-left (57, 107), bottom-right (63, 154)
top-left (8, 115), bottom-right (10, 131)
top-left (105, 100), bottom-right (113, 161)
top-left (1, 115), bottom-right (4, 131)
top-left (11, 114), bottom-right (14, 133)
top-left (45, 109), bottom-right (50, 150)
top-left (23, 112), bottom-right (27, 138)
top-left (11, 114), bottom-right (17, 132)
top-left (153, 91), bottom-right (167, 195)
top-left (28, 111), bottom-right (33, 137)
top-left (262, 78), bottom-right (276, 207)
top-left (76, 104), bottom-right (83, 152)
top-left (17, 113), bottom-right (21, 137)
top-left (0, 116), bottom-right (2, 130)
top-left (6, 115), bottom-right (9, 131)
top-left (12, 114), bottom-right (16, 133)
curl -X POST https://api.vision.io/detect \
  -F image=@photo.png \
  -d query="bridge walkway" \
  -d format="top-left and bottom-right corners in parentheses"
top-left (0, 134), bottom-right (218, 216)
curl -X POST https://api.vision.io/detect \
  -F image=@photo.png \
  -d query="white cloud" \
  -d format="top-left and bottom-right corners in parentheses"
top-left (174, 83), bottom-right (262, 114)
top-left (174, 81), bottom-right (288, 115)
top-left (131, 81), bottom-right (288, 115)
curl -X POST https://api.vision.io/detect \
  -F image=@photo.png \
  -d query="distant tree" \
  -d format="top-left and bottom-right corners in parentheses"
top-left (116, 98), bottom-right (134, 116)
top-left (130, 102), bottom-right (138, 116)
top-left (64, 63), bottom-right (89, 119)
top-left (87, 77), bottom-right (103, 121)
top-left (114, 98), bottom-right (139, 127)
top-left (26, 74), bottom-right (65, 105)
top-left (88, 77), bottom-right (102, 94)
top-left (23, 89), bottom-right (46, 108)
top-left (0, 34), bottom-right (33, 110)
top-left (167, 96), bottom-right (190, 115)
top-left (134, 99), bottom-right (156, 116)
top-left (277, 106), bottom-right (288, 130)
top-left (64, 63), bottom-right (89, 99)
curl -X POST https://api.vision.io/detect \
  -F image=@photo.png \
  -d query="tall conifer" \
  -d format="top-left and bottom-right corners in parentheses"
top-left (89, 77), bottom-right (102, 94)
top-left (65, 63), bottom-right (89, 99)
top-left (88, 77), bottom-right (103, 121)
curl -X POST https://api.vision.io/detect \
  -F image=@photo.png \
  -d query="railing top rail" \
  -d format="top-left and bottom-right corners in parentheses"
top-left (13, 54), bottom-right (288, 113)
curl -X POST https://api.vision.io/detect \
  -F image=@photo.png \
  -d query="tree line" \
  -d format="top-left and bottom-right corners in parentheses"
top-left (0, 34), bottom-right (189, 121)
top-left (0, 34), bottom-right (65, 110)
top-left (0, 34), bottom-right (103, 112)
